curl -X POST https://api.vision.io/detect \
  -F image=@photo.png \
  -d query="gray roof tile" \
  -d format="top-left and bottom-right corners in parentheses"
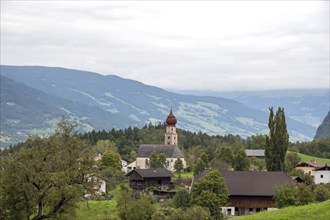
top-left (137, 144), bottom-right (184, 158)
top-left (194, 170), bottom-right (292, 196)
top-left (127, 168), bottom-right (172, 178)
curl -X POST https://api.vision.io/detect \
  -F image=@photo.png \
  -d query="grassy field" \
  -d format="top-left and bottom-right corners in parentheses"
top-left (174, 172), bottom-right (194, 178)
top-left (231, 200), bottom-right (330, 220)
top-left (291, 151), bottom-right (330, 165)
top-left (75, 200), bottom-right (119, 220)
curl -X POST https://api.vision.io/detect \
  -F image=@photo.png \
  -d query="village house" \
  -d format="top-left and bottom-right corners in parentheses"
top-left (192, 170), bottom-right (293, 217)
top-left (295, 161), bottom-right (324, 183)
top-left (126, 168), bottom-right (172, 191)
top-left (84, 175), bottom-right (107, 198)
top-left (130, 110), bottom-right (186, 172)
top-left (125, 160), bottom-right (136, 173)
top-left (314, 165), bottom-right (330, 184)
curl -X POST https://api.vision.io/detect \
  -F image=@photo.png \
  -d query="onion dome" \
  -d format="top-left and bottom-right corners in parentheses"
top-left (166, 109), bottom-right (177, 126)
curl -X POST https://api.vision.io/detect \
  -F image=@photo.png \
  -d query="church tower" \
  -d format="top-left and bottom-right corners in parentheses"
top-left (164, 109), bottom-right (178, 145)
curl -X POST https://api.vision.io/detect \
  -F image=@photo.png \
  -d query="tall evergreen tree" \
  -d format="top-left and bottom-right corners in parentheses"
top-left (265, 107), bottom-right (289, 171)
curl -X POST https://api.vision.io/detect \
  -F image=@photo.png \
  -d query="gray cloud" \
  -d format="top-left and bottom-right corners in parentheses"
top-left (1, 1), bottom-right (329, 92)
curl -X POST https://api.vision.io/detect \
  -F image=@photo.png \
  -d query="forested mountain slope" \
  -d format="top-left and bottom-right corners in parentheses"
top-left (0, 65), bottom-right (317, 145)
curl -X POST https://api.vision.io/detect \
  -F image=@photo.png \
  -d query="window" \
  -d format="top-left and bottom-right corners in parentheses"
top-left (174, 137), bottom-right (176, 139)
top-left (308, 171), bottom-right (311, 174)
top-left (321, 175), bottom-right (324, 178)
top-left (168, 142), bottom-right (170, 145)
top-left (168, 136), bottom-right (170, 139)
top-left (145, 159), bottom-right (149, 166)
top-left (171, 128), bottom-right (173, 131)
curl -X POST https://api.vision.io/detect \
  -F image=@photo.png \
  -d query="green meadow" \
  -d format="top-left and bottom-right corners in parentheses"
top-left (231, 200), bottom-right (330, 220)
top-left (75, 200), bottom-right (119, 220)
top-left (292, 151), bottom-right (330, 165)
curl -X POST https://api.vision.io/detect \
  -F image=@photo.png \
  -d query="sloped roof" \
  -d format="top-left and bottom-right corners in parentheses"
top-left (245, 149), bottom-right (265, 157)
top-left (315, 165), bottom-right (330, 171)
top-left (194, 170), bottom-right (292, 197)
top-left (296, 161), bottom-right (324, 168)
top-left (137, 144), bottom-right (184, 158)
top-left (127, 168), bottom-right (172, 178)
top-left (291, 176), bottom-right (305, 183)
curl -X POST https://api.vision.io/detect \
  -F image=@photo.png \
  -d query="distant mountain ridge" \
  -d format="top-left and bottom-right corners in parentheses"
top-left (0, 65), bottom-right (319, 146)
top-left (176, 89), bottom-right (329, 128)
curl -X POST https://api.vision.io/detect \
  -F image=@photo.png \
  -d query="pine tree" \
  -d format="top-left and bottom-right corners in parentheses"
top-left (265, 107), bottom-right (289, 171)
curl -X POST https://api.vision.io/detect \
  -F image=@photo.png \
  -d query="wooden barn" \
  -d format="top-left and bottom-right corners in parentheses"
top-left (193, 170), bottom-right (292, 217)
top-left (127, 168), bottom-right (172, 191)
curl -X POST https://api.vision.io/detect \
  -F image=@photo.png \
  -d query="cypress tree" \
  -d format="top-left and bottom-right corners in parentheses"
top-left (265, 107), bottom-right (289, 171)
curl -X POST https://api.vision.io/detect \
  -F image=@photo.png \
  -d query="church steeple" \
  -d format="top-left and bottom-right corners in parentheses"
top-left (164, 109), bottom-right (178, 145)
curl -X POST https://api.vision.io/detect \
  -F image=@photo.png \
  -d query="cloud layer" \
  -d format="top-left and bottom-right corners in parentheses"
top-left (1, 1), bottom-right (329, 91)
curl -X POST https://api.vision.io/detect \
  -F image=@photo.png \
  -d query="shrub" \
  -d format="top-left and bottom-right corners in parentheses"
top-left (314, 184), bottom-right (330, 202)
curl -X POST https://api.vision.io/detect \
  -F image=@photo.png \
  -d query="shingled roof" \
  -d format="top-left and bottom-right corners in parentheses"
top-left (137, 144), bottom-right (184, 158)
top-left (245, 149), bottom-right (265, 157)
top-left (194, 170), bottom-right (292, 197)
top-left (296, 161), bottom-right (324, 168)
top-left (127, 168), bottom-right (172, 178)
top-left (315, 165), bottom-right (330, 171)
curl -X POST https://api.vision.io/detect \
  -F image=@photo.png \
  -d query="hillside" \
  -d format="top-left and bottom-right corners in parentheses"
top-left (0, 65), bottom-right (318, 145)
top-left (314, 111), bottom-right (330, 140)
top-left (231, 200), bottom-right (330, 220)
top-left (294, 151), bottom-right (330, 165)
top-left (0, 75), bottom-right (136, 145)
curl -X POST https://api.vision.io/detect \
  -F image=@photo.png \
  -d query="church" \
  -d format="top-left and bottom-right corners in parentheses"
top-left (126, 110), bottom-right (186, 172)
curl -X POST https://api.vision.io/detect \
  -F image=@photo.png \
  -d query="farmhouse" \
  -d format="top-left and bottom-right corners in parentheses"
top-left (192, 170), bottom-right (292, 217)
top-left (126, 168), bottom-right (172, 191)
top-left (295, 161), bottom-right (324, 182)
top-left (314, 165), bottom-right (330, 184)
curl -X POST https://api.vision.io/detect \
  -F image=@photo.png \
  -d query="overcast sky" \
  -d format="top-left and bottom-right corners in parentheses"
top-left (1, 1), bottom-right (329, 92)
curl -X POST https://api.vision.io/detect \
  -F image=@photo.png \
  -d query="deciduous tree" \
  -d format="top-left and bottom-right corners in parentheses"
top-left (150, 151), bottom-right (166, 168)
top-left (193, 152), bottom-right (209, 175)
top-left (285, 152), bottom-right (301, 172)
top-left (173, 189), bottom-right (191, 209)
top-left (174, 158), bottom-right (184, 173)
top-left (232, 148), bottom-right (250, 171)
top-left (192, 170), bottom-right (228, 219)
top-left (99, 150), bottom-right (124, 191)
top-left (0, 121), bottom-right (95, 220)
top-left (275, 183), bottom-right (297, 208)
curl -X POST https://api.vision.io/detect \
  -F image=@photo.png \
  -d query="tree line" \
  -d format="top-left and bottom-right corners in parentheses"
top-left (1, 107), bottom-right (329, 219)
